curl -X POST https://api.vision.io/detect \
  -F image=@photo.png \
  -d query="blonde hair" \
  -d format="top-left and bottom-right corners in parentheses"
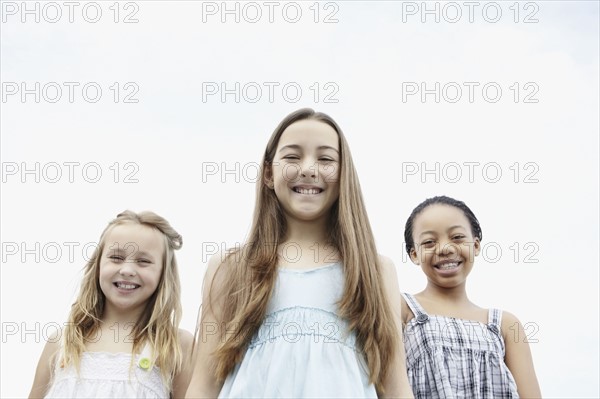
top-left (60, 210), bottom-right (183, 389)
top-left (210, 108), bottom-right (398, 394)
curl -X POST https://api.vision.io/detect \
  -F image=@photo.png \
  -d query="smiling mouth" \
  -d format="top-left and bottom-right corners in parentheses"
top-left (292, 187), bottom-right (323, 195)
top-left (434, 261), bottom-right (461, 270)
top-left (114, 282), bottom-right (140, 290)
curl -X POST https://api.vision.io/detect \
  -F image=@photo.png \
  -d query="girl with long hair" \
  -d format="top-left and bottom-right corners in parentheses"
top-left (186, 109), bottom-right (413, 398)
top-left (29, 210), bottom-right (194, 398)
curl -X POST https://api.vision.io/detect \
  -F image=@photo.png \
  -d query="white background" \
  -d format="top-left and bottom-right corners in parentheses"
top-left (1, 1), bottom-right (598, 397)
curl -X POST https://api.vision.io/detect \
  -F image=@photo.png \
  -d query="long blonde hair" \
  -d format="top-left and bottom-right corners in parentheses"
top-left (60, 210), bottom-right (183, 389)
top-left (210, 108), bottom-right (398, 393)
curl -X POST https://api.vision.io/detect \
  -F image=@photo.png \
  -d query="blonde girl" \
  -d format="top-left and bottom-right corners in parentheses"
top-left (29, 210), bottom-right (194, 398)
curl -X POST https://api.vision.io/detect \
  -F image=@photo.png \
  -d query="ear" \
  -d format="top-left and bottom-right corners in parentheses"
top-left (409, 247), bottom-right (420, 265)
top-left (473, 238), bottom-right (481, 257)
top-left (263, 162), bottom-right (274, 189)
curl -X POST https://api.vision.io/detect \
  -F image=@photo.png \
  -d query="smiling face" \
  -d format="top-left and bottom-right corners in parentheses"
top-left (267, 119), bottom-right (341, 223)
top-left (98, 223), bottom-right (164, 318)
top-left (410, 204), bottom-right (481, 289)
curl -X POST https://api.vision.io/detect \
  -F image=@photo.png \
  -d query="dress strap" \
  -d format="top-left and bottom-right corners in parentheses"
top-left (401, 293), bottom-right (430, 324)
top-left (487, 308), bottom-right (503, 335)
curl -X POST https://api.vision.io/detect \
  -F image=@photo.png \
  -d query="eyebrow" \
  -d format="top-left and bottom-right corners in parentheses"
top-left (134, 251), bottom-right (155, 259)
top-left (106, 247), bottom-right (155, 259)
top-left (418, 231), bottom-right (435, 237)
top-left (106, 247), bottom-right (125, 253)
top-left (418, 226), bottom-right (467, 237)
top-left (278, 144), bottom-right (339, 153)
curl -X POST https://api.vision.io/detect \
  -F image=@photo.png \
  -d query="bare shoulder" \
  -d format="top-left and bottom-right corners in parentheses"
top-left (205, 252), bottom-right (228, 280)
top-left (500, 310), bottom-right (521, 336)
top-left (377, 254), bottom-right (402, 294)
top-left (501, 310), bottom-right (520, 323)
top-left (499, 310), bottom-right (542, 396)
top-left (377, 254), bottom-right (401, 305)
top-left (177, 328), bottom-right (196, 368)
top-left (172, 329), bottom-right (196, 398)
top-left (500, 310), bottom-right (521, 329)
top-left (44, 329), bottom-right (62, 358)
top-left (399, 292), bottom-right (412, 324)
top-left (201, 251), bottom-right (234, 322)
top-left (178, 328), bottom-right (194, 351)
top-left (203, 252), bottom-right (231, 296)
top-left (29, 329), bottom-right (62, 398)
top-left (377, 254), bottom-right (397, 277)
top-left (377, 256), bottom-right (412, 324)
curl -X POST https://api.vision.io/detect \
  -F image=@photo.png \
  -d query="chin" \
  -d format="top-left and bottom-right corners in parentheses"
top-left (296, 210), bottom-right (329, 221)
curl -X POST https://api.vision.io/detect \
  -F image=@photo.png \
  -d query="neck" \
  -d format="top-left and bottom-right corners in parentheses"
top-left (282, 215), bottom-right (331, 245)
top-left (279, 214), bottom-right (339, 266)
top-left (422, 281), bottom-right (470, 304)
top-left (101, 303), bottom-right (146, 327)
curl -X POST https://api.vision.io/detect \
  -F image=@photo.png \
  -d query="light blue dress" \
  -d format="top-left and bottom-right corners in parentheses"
top-left (218, 262), bottom-right (377, 398)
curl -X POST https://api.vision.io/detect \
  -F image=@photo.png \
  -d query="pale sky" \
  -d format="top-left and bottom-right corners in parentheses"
top-left (1, 1), bottom-right (599, 397)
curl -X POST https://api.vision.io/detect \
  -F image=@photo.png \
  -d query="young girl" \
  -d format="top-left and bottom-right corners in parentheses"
top-left (402, 196), bottom-right (541, 398)
top-left (186, 109), bottom-right (413, 398)
top-left (29, 210), bottom-right (194, 398)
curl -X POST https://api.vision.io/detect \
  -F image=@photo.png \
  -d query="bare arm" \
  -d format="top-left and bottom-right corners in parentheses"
top-left (172, 329), bottom-right (195, 398)
top-left (29, 333), bottom-right (60, 399)
top-left (502, 311), bottom-right (542, 398)
top-left (400, 294), bottom-right (413, 326)
top-left (185, 253), bottom-right (228, 399)
top-left (379, 255), bottom-right (414, 399)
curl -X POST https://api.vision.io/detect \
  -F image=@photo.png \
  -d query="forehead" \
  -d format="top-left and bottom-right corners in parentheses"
top-left (413, 204), bottom-right (470, 232)
top-left (277, 119), bottom-right (339, 150)
top-left (103, 223), bottom-right (164, 255)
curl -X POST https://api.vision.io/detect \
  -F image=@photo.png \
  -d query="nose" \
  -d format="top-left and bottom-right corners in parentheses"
top-left (300, 159), bottom-right (316, 178)
top-left (118, 261), bottom-right (136, 277)
top-left (438, 240), bottom-right (458, 256)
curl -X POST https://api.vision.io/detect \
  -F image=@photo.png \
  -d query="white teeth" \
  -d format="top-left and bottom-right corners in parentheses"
top-left (438, 262), bottom-right (459, 270)
top-left (116, 283), bottom-right (137, 289)
top-left (294, 188), bottom-right (320, 195)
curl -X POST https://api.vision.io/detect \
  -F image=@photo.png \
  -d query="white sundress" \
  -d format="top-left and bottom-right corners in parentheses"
top-left (44, 343), bottom-right (169, 398)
